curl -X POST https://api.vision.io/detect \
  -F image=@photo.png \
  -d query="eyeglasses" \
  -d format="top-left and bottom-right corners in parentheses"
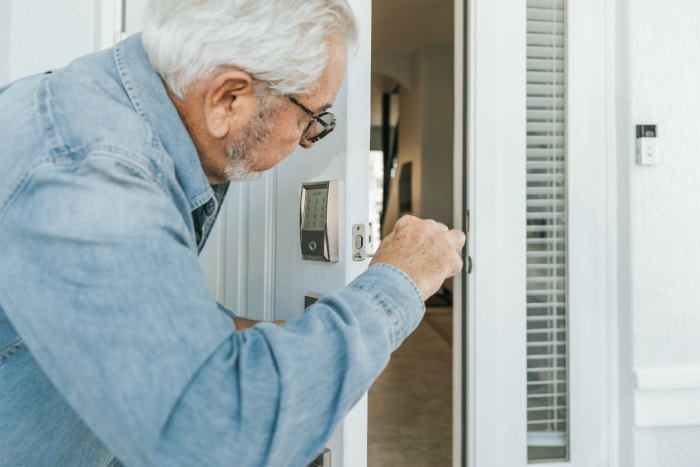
top-left (287, 95), bottom-right (336, 143)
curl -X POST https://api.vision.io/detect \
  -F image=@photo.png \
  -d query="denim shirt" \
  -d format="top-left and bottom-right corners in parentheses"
top-left (0, 35), bottom-right (425, 466)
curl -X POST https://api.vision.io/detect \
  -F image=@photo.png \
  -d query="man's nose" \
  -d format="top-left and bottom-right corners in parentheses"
top-left (298, 136), bottom-right (315, 149)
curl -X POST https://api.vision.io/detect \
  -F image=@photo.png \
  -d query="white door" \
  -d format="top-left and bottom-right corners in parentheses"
top-left (454, 0), bottom-right (612, 466)
top-left (0, 0), bottom-right (107, 84)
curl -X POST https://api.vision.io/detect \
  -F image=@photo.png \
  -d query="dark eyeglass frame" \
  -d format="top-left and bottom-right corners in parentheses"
top-left (287, 95), bottom-right (336, 143)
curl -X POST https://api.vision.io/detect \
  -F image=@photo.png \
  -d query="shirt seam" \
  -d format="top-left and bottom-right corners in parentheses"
top-left (0, 145), bottom-right (164, 230)
top-left (114, 38), bottom-right (213, 213)
top-left (36, 75), bottom-right (71, 161)
top-left (0, 339), bottom-right (25, 370)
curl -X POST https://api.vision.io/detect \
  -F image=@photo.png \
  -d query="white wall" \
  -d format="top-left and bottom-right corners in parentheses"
top-left (0, 0), bottom-right (98, 85)
top-left (382, 51), bottom-right (425, 235)
top-left (0, 1), bottom-right (11, 84)
top-left (619, 0), bottom-right (700, 465)
top-left (381, 45), bottom-right (454, 235)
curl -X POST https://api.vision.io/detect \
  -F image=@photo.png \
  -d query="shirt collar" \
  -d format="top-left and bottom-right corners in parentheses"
top-left (114, 34), bottom-right (214, 211)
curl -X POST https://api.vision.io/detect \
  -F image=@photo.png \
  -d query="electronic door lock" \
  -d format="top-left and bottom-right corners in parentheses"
top-left (300, 181), bottom-right (339, 262)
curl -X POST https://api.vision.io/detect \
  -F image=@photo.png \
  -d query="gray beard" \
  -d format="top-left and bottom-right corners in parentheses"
top-left (224, 100), bottom-right (275, 182)
top-left (224, 150), bottom-right (264, 182)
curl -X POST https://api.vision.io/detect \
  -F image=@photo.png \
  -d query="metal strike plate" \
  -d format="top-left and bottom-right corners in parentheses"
top-left (304, 292), bottom-right (322, 309)
top-left (352, 223), bottom-right (366, 261)
top-left (308, 448), bottom-right (331, 467)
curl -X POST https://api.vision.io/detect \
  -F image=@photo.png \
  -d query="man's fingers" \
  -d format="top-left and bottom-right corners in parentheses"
top-left (444, 230), bottom-right (465, 275)
top-left (234, 317), bottom-right (286, 330)
top-left (370, 216), bottom-right (467, 300)
top-left (448, 229), bottom-right (466, 250)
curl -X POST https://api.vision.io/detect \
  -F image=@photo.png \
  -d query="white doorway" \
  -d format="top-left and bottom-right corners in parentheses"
top-left (367, 1), bottom-right (456, 466)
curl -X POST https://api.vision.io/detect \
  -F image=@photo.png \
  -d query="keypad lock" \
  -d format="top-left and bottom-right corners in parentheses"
top-left (300, 181), bottom-right (339, 262)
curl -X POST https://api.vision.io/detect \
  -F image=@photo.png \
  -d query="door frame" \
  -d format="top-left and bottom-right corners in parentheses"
top-left (453, 0), bottom-right (528, 465)
top-left (453, 0), bottom-right (616, 465)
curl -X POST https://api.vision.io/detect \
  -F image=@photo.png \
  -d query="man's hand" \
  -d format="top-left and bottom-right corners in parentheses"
top-left (370, 215), bottom-right (466, 301)
top-left (233, 317), bottom-right (285, 330)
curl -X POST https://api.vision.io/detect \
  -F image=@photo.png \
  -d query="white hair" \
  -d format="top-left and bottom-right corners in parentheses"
top-left (142, 0), bottom-right (358, 99)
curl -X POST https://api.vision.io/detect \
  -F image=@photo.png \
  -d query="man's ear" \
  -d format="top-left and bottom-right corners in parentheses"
top-left (204, 69), bottom-right (257, 139)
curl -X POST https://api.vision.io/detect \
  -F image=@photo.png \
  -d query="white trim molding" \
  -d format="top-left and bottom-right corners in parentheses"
top-left (96, 0), bottom-right (124, 49)
top-left (634, 367), bottom-right (700, 427)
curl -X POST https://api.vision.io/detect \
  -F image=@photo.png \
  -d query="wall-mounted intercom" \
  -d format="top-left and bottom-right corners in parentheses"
top-left (636, 124), bottom-right (659, 166)
top-left (300, 181), bottom-right (339, 262)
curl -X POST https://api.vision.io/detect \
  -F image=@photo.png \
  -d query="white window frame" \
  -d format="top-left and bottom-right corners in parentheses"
top-left (453, 0), bottom-right (617, 465)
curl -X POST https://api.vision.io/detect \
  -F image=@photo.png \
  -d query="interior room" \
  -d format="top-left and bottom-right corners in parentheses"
top-left (367, 0), bottom-right (455, 465)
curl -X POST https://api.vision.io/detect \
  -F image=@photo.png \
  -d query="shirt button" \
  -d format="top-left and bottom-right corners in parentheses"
top-left (205, 200), bottom-right (215, 215)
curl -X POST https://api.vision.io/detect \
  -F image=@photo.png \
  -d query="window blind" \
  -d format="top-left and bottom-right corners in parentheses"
top-left (525, 0), bottom-right (568, 463)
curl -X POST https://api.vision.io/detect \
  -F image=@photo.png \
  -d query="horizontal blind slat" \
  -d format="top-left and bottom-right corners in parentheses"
top-left (527, 83), bottom-right (565, 96)
top-left (528, 109), bottom-right (565, 120)
top-left (528, 121), bottom-right (565, 132)
top-left (528, 60), bottom-right (564, 74)
top-left (529, 380), bottom-right (566, 386)
top-left (527, 45), bottom-right (565, 60)
top-left (527, 0), bottom-right (565, 9)
top-left (527, 315), bottom-right (566, 322)
top-left (527, 34), bottom-right (565, 47)
top-left (527, 148), bottom-right (565, 158)
top-left (527, 9), bottom-right (565, 22)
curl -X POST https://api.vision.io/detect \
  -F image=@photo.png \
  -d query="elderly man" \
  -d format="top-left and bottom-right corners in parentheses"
top-left (0, 0), bottom-right (464, 465)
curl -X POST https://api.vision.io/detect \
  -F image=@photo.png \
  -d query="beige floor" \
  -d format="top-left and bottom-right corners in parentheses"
top-left (368, 307), bottom-right (453, 467)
